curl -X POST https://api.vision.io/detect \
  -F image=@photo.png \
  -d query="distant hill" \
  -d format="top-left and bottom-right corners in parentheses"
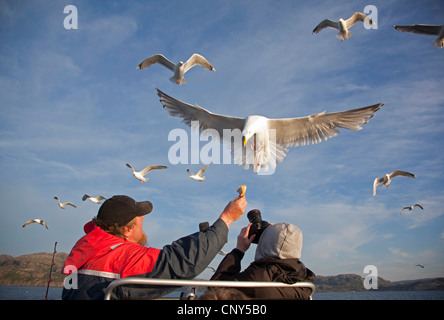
top-left (315, 273), bottom-right (444, 292)
top-left (315, 273), bottom-right (386, 292)
top-left (0, 253), bottom-right (68, 287)
top-left (1, 253), bottom-right (443, 292)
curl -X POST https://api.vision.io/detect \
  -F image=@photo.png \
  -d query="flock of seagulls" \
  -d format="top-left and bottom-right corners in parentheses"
top-left (23, 161), bottom-right (207, 229)
top-left (23, 194), bottom-right (106, 230)
top-left (23, 9), bottom-right (435, 280)
top-left (372, 170), bottom-right (423, 216)
top-left (22, 161), bottom-right (209, 230)
top-left (310, 11), bottom-right (443, 48)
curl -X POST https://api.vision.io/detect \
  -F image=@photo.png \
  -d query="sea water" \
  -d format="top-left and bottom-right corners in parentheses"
top-left (1, 286), bottom-right (444, 300)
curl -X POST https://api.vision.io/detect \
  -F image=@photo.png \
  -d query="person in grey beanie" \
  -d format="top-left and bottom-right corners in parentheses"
top-left (211, 218), bottom-right (315, 300)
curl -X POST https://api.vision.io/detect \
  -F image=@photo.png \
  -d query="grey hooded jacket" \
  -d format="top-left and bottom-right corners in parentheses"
top-left (211, 223), bottom-right (315, 299)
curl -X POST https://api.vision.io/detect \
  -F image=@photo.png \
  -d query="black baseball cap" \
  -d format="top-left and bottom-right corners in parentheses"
top-left (97, 195), bottom-right (153, 227)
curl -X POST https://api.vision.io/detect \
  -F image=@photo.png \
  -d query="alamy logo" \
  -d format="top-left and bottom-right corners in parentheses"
top-left (363, 265), bottom-right (378, 289)
top-left (63, 265), bottom-right (78, 289)
top-left (363, 5), bottom-right (378, 30)
top-left (63, 5), bottom-right (78, 30)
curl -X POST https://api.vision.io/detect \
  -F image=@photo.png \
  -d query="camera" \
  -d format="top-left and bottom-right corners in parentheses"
top-left (247, 209), bottom-right (269, 244)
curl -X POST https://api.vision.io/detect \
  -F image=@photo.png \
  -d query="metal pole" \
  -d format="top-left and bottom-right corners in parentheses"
top-left (44, 242), bottom-right (57, 300)
top-left (104, 277), bottom-right (315, 300)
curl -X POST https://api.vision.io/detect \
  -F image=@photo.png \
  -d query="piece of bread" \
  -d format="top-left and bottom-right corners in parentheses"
top-left (237, 185), bottom-right (247, 197)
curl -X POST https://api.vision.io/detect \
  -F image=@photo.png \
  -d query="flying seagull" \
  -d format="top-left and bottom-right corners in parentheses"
top-left (187, 163), bottom-right (211, 181)
top-left (415, 264), bottom-right (425, 268)
top-left (22, 219), bottom-right (49, 229)
top-left (137, 53), bottom-right (215, 85)
top-left (400, 203), bottom-right (424, 215)
top-left (157, 88), bottom-right (383, 173)
top-left (126, 163), bottom-right (168, 183)
top-left (82, 194), bottom-right (107, 204)
top-left (373, 170), bottom-right (415, 196)
top-left (54, 196), bottom-right (76, 209)
top-left (312, 12), bottom-right (373, 41)
top-left (393, 24), bottom-right (444, 48)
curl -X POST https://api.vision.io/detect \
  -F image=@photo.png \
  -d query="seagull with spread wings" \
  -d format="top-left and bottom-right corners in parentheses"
top-left (137, 53), bottom-right (215, 84)
top-left (82, 194), bottom-right (107, 204)
top-left (157, 88), bottom-right (383, 173)
top-left (54, 196), bottom-right (76, 209)
top-left (393, 24), bottom-right (444, 48)
top-left (22, 219), bottom-right (49, 229)
top-left (312, 12), bottom-right (373, 41)
top-left (373, 170), bottom-right (415, 196)
top-left (187, 163), bottom-right (211, 181)
top-left (400, 203), bottom-right (424, 215)
top-left (126, 163), bottom-right (168, 183)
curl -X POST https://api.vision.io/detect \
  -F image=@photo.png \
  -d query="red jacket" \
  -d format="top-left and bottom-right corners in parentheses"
top-left (63, 221), bottom-right (161, 279)
top-left (62, 218), bottom-right (228, 299)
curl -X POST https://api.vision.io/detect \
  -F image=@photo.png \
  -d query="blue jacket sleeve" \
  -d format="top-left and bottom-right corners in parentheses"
top-left (148, 218), bottom-right (229, 279)
top-left (116, 219), bottom-right (228, 299)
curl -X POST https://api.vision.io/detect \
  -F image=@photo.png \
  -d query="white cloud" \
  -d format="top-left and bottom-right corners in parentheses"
top-left (389, 247), bottom-right (412, 259)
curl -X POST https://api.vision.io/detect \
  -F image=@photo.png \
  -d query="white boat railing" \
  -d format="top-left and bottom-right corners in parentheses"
top-left (103, 277), bottom-right (315, 300)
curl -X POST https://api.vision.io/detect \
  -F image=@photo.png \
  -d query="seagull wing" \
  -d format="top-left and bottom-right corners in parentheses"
top-left (157, 88), bottom-right (245, 137)
top-left (389, 170), bottom-right (415, 179)
top-left (373, 177), bottom-right (383, 196)
top-left (183, 53), bottom-right (215, 73)
top-left (64, 202), bottom-right (76, 208)
top-left (196, 163), bottom-right (211, 176)
top-left (41, 220), bottom-right (49, 229)
top-left (82, 194), bottom-right (90, 201)
top-left (414, 204), bottom-right (424, 210)
top-left (126, 163), bottom-right (136, 172)
top-left (140, 165), bottom-right (168, 176)
top-left (345, 12), bottom-right (369, 28)
top-left (267, 103), bottom-right (383, 148)
top-left (137, 54), bottom-right (176, 71)
top-left (400, 207), bottom-right (410, 214)
top-left (393, 24), bottom-right (442, 35)
top-left (187, 169), bottom-right (194, 175)
top-left (312, 19), bottom-right (340, 33)
top-left (96, 196), bottom-right (107, 201)
top-left (23, 219), bottom-right (36, 228)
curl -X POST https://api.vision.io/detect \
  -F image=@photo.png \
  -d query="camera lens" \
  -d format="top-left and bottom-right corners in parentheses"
top-left (247, 209), bottom-right (269, 244)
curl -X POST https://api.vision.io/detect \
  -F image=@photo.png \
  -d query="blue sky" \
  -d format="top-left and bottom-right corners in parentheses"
top-left (1, 0), bottom-right (443, 283)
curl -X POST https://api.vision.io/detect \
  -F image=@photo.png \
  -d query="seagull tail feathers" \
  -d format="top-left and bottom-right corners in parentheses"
top-left (431, 38), bottom-right (444, 48)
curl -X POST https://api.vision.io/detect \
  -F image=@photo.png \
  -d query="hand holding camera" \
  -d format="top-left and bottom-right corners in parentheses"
top-left (236, 209), bottom-right (270, 252)
top-left (247, 209), bottom-right (270, 244)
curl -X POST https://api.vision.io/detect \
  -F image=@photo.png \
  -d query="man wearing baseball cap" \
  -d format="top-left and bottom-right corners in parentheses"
top-left (62, 194), bottom-right (247, 300)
